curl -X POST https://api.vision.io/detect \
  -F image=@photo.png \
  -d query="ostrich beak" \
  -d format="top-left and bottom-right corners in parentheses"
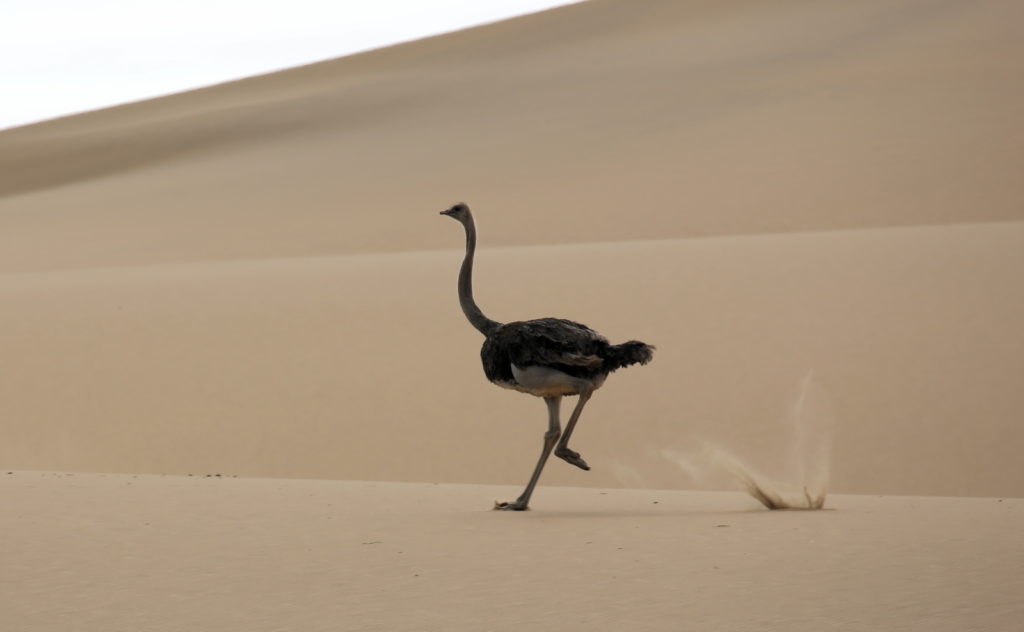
top-left (440, 208), bottom-right (455, 216)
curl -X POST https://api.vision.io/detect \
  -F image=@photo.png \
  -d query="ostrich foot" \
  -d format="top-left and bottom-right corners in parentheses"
top-left (555, 448), bottom-right (591, 471)
top-left (493, 499), bottom-right (530, 511)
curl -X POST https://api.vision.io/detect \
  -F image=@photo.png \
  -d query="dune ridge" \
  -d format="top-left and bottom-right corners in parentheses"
top-left (2, 0), bottom-right (1023, 274)
top-left (3, 221), bottom-right (1020, 497)
top-left (4, 1), bottom-right (1024, 628)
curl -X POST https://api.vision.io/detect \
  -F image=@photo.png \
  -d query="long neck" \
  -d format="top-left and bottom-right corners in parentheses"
top-left (457, 214), bottom-right (501, 336)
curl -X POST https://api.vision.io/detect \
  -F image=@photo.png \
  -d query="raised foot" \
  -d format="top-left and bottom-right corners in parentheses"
top-left (493, 499), bottom-right (530, 511)
top-left (556, 448), bottom-right (591, 471)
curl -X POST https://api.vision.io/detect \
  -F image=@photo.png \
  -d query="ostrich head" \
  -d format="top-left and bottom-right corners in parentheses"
top-left (440, 202), bottom-right (470, 222)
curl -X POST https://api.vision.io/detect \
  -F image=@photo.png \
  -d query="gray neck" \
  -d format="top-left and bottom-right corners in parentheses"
top-left (457, 213), bottom-right (501, 337)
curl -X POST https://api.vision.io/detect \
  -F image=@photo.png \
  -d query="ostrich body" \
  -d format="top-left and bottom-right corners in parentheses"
top-left (440, 203), bottom-right (654, 511)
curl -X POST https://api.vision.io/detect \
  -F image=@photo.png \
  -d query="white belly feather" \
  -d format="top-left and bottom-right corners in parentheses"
top-left (503, 364), bottom-right (606, 397)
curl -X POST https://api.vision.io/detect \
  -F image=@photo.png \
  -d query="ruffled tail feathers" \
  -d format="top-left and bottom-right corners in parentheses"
top-left (604, 341), bottom-right (655, 371)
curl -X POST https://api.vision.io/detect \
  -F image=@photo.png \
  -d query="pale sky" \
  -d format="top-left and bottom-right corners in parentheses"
top-left (0, 0), bottom-right (582, 130)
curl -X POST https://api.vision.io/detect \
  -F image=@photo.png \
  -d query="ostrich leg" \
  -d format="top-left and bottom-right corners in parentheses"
top-left (555, 389), bottom-right (593, 470)
top-left (495, 396), bottom-right (562, 511)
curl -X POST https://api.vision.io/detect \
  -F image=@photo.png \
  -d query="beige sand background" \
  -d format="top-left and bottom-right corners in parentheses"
top-left (2, 0), bottom-right (1023, 629)
top-left (3, 473), bottom-right (1022, 631)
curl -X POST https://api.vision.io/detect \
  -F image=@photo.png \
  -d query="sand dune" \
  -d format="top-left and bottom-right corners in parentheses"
top-left (3, 221), bottom-right (1021, 497)
top-left (2, 0), bottom-right (1023, 272)
top-left (3, 0), bottom-right (1024, 629)
top-left (3, 472), bottom-right (1022, 632)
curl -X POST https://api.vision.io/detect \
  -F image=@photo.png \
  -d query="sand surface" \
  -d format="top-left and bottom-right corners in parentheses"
top-left (3, 0), bottom-right (1023, 629)
top-left (4, 472), bottom-right (1023, 632)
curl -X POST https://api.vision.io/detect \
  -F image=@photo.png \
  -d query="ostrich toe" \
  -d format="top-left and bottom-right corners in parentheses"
top-left (493, 499), bottom-right (530, 511)
top-left (555, 448), bottom-right (590, 471)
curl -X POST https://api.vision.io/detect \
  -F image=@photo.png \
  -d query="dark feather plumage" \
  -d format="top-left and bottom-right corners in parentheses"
top-left (482, 317), bottom-right (654, 386)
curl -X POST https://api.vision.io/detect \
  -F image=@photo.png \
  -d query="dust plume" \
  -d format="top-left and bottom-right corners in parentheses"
top-left (664, 370), bottom-right (834, 510)
top-left (702, 443), bottom-right (826, 510)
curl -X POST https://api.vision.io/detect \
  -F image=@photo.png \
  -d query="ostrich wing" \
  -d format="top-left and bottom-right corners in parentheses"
top-left (504, 318), bottom-right (607, 369)
top-left (528, 347), bottom-right (603, 368)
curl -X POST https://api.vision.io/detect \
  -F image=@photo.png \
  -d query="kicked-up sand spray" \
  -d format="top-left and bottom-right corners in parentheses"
top-left (663, 370), bottom-right (834, 510)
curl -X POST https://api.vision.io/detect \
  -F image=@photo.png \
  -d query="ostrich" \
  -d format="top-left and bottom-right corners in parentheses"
top-left (440, 202), bottom-right (654, 510)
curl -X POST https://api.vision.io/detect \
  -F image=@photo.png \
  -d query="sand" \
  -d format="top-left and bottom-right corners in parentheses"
top-left (4, 472), bottom-right (1023, 632)
top-left (2, 0), bottom-right (1023, 629)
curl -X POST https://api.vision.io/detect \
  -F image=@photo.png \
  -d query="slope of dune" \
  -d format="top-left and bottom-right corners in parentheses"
top-left (5, 0), bottom-right (1024, 629)
top-left (1, 0), bottom-right (1021, 495)
top-left (3, 221), bottom-right (1021, 497)
top-left (4, 473), bottom-right (1023, 632)
top-left (1, 0), bottom-right (1023, 272)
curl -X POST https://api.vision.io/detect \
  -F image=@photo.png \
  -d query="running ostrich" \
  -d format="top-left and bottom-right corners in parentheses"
top-left (440, 202), bottom-right (654, 510)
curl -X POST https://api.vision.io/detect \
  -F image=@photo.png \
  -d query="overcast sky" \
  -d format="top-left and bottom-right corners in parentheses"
top-left (0, 0), bottom-right (581, 130)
